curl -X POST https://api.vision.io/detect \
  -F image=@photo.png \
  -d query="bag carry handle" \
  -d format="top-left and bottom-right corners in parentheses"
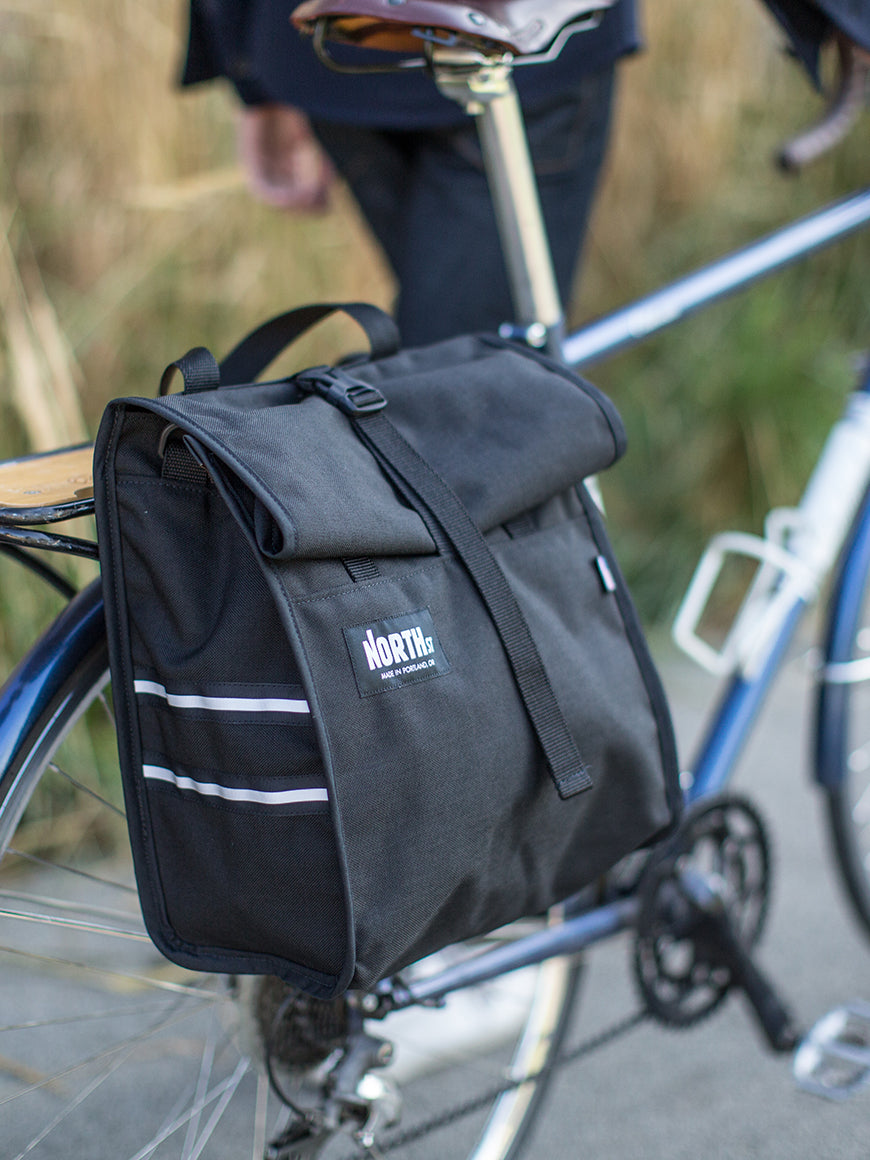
top-left (160, 302), bottom-right (401, 395)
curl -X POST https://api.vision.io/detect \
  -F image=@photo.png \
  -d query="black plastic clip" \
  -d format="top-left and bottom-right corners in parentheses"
top-left (296, 366), bottom-right (387, 416)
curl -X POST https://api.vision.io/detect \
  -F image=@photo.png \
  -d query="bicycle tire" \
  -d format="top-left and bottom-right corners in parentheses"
top-left (816, 485), bottom-right (870, 941)
top-left (0, 594), bottom-right (582, 1160)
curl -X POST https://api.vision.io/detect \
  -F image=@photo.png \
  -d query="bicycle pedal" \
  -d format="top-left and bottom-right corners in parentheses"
top-left (794, 1001), bottom-right (870, 1100)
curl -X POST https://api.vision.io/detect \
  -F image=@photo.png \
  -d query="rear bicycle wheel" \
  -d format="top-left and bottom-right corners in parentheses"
top-left (817, 488), bottom-right (870, 940)
top-left (0, 603), bottom-right (581, 1159)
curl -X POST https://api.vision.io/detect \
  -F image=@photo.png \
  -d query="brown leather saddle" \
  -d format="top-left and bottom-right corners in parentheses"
top-left (292, 0), bottom-right (613, 56)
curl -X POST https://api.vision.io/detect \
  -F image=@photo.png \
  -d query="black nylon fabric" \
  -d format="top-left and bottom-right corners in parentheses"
top-left (94, 320), bottom-right (681, 999)
top-left (351, 406), bottom-right (593, 800)
top-left (128, 336), bottom-right (625, 560)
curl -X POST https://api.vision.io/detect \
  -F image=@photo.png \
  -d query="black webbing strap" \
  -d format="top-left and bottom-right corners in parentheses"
top-left (159, 304), bottom-right (401, 396)
top-left (354, 408), bottom-right (593, 801)
top-left (218, 303), bottom-right (401, 385)
top-left (159, 347), bottom-right (221, 395)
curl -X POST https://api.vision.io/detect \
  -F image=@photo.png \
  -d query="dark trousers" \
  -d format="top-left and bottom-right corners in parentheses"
top-left (312, 68), bottom-right (615, 347)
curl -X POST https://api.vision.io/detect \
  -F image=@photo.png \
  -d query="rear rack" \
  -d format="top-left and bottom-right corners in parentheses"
top-left (0, 444), bottom-right (97, 560)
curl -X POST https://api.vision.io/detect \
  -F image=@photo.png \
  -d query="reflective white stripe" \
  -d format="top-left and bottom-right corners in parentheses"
top-left (143, 765), bottom-right (328, 806)
top-left (134, 680), bottom-right (310, 715)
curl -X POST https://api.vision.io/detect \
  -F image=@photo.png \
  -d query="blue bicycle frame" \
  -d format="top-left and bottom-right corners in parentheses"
top-left (0, 581), bottom-right (105, 844)
top-left (1, 187), bottom-right (869, 1008)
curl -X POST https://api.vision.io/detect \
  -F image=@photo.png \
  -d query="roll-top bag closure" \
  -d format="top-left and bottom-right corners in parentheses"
top-left (138, 333), bottom-right (626, 561)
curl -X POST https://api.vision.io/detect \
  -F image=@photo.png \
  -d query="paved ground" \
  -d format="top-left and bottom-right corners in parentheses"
top-left (6, 633), bottom-right (870, 1159)
top-left (527, 634), bottom-right (870, 1159)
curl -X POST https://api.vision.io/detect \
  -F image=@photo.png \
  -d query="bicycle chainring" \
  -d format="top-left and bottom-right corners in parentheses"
top-left (633, 793), bottom-right (771, 1029)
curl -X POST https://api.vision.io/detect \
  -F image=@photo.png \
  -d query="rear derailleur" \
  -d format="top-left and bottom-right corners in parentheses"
top-left (633, 793), bottom-right (801, 1052)
top-left (249, 981), bottom-right (399, 1160)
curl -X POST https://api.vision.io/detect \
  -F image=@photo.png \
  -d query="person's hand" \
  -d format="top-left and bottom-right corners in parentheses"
top-left (237, 104), bottom-right (334, 211)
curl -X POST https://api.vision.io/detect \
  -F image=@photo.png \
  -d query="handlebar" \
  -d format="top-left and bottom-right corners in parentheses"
top-left (778, 35), bottom-right (869, 171)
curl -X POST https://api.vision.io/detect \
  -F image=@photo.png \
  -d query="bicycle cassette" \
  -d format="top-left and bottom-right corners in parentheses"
top-left (633, 794), bottom-right (771, 1029)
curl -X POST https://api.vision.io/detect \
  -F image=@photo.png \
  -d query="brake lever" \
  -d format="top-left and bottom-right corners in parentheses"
top-left (778, 35), bottom-right (869, 171)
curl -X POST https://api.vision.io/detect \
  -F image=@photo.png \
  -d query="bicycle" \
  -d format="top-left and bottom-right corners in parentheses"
top-left (2, 2), bottom-right (870, 1157)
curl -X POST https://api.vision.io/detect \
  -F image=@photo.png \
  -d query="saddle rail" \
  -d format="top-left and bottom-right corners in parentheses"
top-left (291, 0), bottom-right (615, 57)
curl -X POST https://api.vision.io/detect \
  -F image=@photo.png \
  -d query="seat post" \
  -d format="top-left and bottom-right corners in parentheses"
top-left (430, 48), bottom-right (564, 357)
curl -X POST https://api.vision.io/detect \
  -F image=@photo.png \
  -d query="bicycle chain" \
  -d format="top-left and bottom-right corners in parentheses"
top-left (325, 797), bottom-right (771, 1157)
top-left (344, 1008), bottom-right (650, 1158)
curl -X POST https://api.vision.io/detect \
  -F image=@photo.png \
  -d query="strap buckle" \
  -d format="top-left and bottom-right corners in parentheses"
top-left (296, 366), bottom-right (387, 416)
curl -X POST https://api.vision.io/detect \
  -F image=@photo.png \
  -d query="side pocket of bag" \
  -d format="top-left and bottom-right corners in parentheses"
top-left (134, 680), bottom-right (346, 979)
top-left (97, 423), bottom-right (351, 995)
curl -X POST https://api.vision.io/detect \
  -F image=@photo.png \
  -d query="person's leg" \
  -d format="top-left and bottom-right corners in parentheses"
top-left (309, 120), bottom-right (416, 281)
top-left (313, 67), bottom-right (616, 346)
top-left (393, 68), bottom-right (615, 345)
top-left (523, 67), bottom-right (616, 316)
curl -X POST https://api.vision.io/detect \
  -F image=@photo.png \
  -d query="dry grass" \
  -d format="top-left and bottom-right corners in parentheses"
top-left (0, 0), bottom-right (827, 422)
top-left (0, 0), bottom-right (867, 628)
top-left (0, 0), bottom-right (393, 438)
top-left (578, 0), bottom-right (852, 312)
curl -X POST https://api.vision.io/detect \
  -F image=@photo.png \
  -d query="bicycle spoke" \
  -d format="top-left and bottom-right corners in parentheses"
top-left (6, 847), bottom-right (138, 894)
top-left (253, 1071), bottom-right (270, 1160)
top-left (0, 943), bottom-right (219, 998)
top-left (1, 997), bottom-right (217, 1109)
top-left (0, 904), bottom-right (150, 941)
top-left (19, 1042), bottom-right (250, 1160)
top-left (183, 1059), bottom-right (251, 1160)
top-left (181, 1015), bottom-right (219, 1160)
top-left (122, 1028), bottom-right (248, 1160)
top-left (15, 1038), bottom-right (140, 1160)
top-left (143, 1082), bottom-right (210, 1160)
top-left (125, 1059), bottom-right (251, 1160)
top-left (47, 761), bottom-right (126, 818)
top-left (0, 889), bottom-right (143, 926)
top-left (0, 1003), bottom-right (181, 1033)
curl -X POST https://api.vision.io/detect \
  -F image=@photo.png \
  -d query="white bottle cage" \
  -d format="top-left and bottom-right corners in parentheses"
top-left (673, 518), bottom-right (817, 678)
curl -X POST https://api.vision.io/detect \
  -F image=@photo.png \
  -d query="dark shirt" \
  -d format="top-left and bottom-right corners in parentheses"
top-left (182, 0), bottom-right (641, 127)
top-left (762, 0), bottom-right (870, 79)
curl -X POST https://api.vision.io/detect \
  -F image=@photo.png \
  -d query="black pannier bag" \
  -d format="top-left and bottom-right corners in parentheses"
top-left (94, 302), bottom-right (682, 1000)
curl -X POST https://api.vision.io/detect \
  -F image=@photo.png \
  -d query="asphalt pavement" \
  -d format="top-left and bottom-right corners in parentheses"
top-left (6, 631), bottom-right (870, 1159)
top-left (527, 632), bottom-right (870, 1160)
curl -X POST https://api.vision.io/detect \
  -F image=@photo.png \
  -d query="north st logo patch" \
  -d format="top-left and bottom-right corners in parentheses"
top-left (344, 609), bottom-right (450, 696)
